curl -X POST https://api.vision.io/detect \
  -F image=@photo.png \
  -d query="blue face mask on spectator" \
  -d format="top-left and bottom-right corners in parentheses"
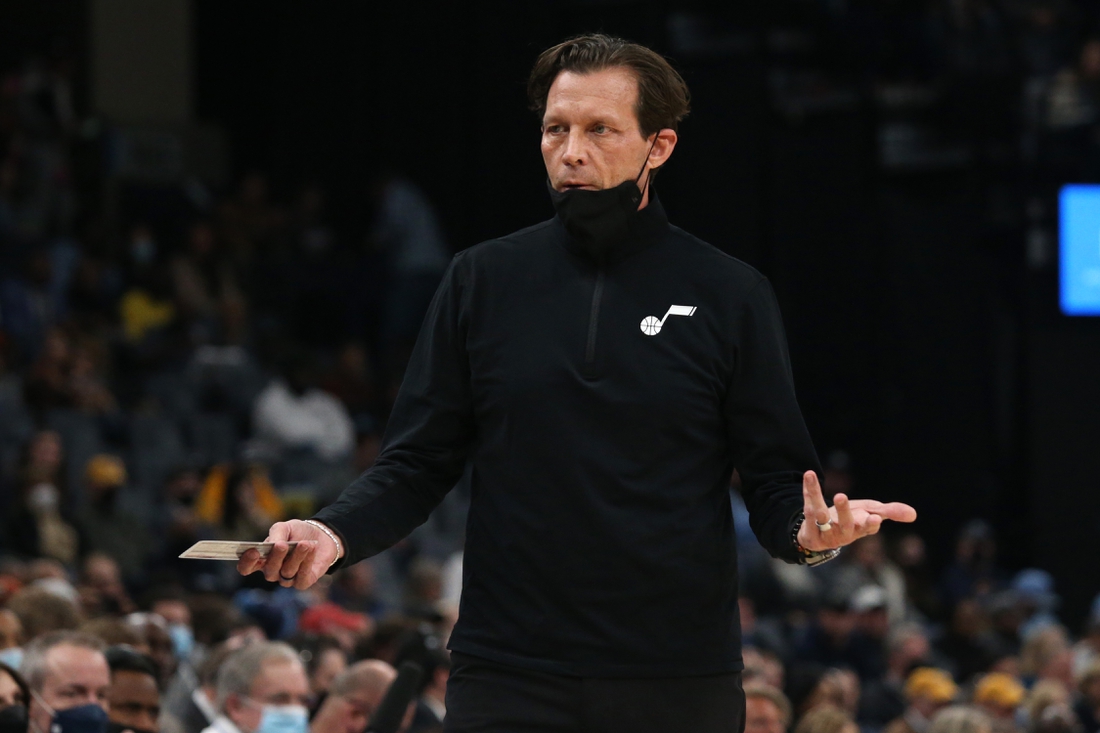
top-left (167, 624), bottom-right (193, 660)
top-left (254, 705), bottom-right (308, 733)
top-left (0, 648), bottom-right (22, 670)
top-left (36, 702), bottom-right (108, 733)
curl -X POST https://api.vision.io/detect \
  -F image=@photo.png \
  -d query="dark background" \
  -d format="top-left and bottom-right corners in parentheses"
top-left (4, 0), bottom-right (1099, 625)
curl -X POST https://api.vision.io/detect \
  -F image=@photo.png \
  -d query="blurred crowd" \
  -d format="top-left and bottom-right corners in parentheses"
top-left (3, 1), bottom-right (1100, 732)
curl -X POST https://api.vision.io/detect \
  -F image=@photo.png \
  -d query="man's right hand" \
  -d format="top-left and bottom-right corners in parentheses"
top-left (236, 519), bottom-right (343, 590)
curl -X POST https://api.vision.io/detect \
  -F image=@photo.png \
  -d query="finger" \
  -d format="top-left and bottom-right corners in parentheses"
top-left (294, 546), bottom-right (327, 591)
top-left (262, 541), bottom-right (293, 583)
top-left (236, 548), bottom-right (265, 576)
top-left (849, 500), bottom-right (918, 523)
top-left (279, 541), bottom-right (317, 586)
top-left (802, 471), bottom-right (831, 525)
top-left (835, 493), bottom-right (855, 535)
top-left (864, 513), bottom-right (883, 535)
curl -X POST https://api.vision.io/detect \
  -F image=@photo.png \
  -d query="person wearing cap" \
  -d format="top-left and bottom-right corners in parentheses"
top-left (884, 668), bottom-right (958, 733)
top-left (75, 455), bottom-right (151, 582)
top-left (973, 672), bottom-right (1025, 730)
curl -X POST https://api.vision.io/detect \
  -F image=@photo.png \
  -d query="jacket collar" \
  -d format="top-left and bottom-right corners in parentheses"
top-left (554, 194), bottom-right (670, 266)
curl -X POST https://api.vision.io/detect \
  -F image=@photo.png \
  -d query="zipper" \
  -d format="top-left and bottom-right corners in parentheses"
top-left (585, 270), bottom-right (605, 364)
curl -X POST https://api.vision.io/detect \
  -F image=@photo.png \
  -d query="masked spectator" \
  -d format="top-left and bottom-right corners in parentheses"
top-left (21, 631), bottom-right (109, 733)
top-left (104, 647), bottom-right (160, 733)
top-left (0, 612), bottom-right (25, 670)
top-left (203, 642), bottom-right (309, 733)
top-left (0, 661), bottom-right (29, 733)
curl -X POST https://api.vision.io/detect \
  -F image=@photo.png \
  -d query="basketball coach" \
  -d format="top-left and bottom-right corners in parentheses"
top-left (239, 34), bottom-right (917, 732)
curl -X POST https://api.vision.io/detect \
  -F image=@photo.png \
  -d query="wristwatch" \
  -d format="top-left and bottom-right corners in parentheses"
top-left (790, 511), bottom-right (842, 566)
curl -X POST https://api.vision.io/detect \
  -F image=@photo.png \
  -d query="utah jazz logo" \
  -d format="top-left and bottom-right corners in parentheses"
top-left (640, 305), bottom-right (697, 336)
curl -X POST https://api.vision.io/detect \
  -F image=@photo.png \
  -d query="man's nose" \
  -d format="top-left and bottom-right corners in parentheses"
top-left (561, 130), bottom-right (587, 166)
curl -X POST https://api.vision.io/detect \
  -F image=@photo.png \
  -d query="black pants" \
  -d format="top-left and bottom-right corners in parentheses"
top-left (443, 652), bottom-right (745, 733)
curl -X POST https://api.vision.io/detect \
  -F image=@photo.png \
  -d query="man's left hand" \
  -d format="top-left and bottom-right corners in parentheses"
top-left (796, 470), bottom-right (917, 551)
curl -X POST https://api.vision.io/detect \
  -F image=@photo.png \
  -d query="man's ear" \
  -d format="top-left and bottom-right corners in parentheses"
top-left (647, 128), bottom-right (678, 170)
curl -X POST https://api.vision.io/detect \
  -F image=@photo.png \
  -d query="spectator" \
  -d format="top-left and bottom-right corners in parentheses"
top-left (79, 618), bottom-right (144, 650)
top-left (972, 673), bottom-right (1025, 732)
top-left (125, 613), bottom-right (176, 690)
top-left (307, 659), bottom-right (408, 733)
top-left (0, 661), bottom-right (29, 733)
top-left (940, 521), bottom-right (1007, 609)
top-left (21, 631), bottom-right (110, 733)
top-left (1025, 681), bottom-right (1072, 732)
top-left (160, 642), bottom-right (238, 733)
top-left (0, 611), bottom-right (24, 669)
top-left (928, 706), bottom-right (993, 733)
top-left (76, 455), bottom-right (150, 582)
top-left (171, 220), bottom-right (244, 338)
top-left (203, 641), bottom-right (309, 733)
top-left (251, 350), bottom-right (354, 463)
top-left (861, 623), bottom-right (934, 729)
top-left (194, 464), bottom-right (282, 543)
top-left (745, 684), bottom-right (793, 733)
top-left (78, 553), bottom-right (136, 618)
top-left (104, 646), bottom-right (160, 733)
top-left (796, 706), bottom-right (859, 733)
top-left (1020, 626), bottom-right (1073, 690)
top-left (794, 592), bottom-right (884, 681)
top-left (937, 599), bottom-right (1010, 684)
top-left (884, 668), bottom-right (958, 733)
top-left (6, 585), bottom-right (80, 641)
top-left (787, 664), bottom-right (851, 722)
top-left (217, 173), bottom-right (286, 270)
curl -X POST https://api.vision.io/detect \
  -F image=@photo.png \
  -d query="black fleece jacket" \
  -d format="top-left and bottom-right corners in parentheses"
top-left (313, 196), bottom-right (820, 677)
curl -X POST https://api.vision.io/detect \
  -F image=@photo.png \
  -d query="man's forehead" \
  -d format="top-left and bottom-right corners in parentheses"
top-left (251, 658), bottom-right (306, 691)
top-left (44, 645), bottom-right (109, 685)
top-left (544, 67), bottom-right (639, 117)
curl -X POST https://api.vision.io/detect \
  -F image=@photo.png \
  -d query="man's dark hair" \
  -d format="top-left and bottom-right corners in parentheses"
top-left (528, 33), bottom-right (691, 138)
top-left (105, 646), bottom-right (158, 679)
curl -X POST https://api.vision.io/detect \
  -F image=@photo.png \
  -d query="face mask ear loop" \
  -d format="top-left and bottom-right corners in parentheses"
top-left (635, 135), bottom-right (659, 200)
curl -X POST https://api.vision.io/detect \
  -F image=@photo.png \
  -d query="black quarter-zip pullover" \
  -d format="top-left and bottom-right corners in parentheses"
top-left (314, 196), bottom-right (821, 677)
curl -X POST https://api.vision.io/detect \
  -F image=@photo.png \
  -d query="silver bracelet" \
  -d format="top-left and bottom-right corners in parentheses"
top-left (303, 520), bottom-right (344, 569)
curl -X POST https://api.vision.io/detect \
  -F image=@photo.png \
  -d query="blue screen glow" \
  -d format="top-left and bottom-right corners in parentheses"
top-left (1061, 184), bottom-right (1100, 316)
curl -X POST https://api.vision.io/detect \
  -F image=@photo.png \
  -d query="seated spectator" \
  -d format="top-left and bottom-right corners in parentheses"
top-left (937, 598), bottom-right (1011, 684)
top-left (939, 521), bottom-right (1007, 611)
top-left (746, 684), bottom-right (793, 733)
top-left (21, 631), bottom-right (110, 733)
top-left (195, 464), bottom-right (282, 543)
top-left (203, 641), bottom-right (310, 733)
top-left (794, 591), bottom-right (884, 681)
top-left (787, 663), bottom-right (851, 722)
top-left (0, 610), bottom-right (25, 664)
top-left (6, 585), bottom-right (81, 641)
top-left (1021, 626), bottom-right (1073, 690)
top-left (744, 647), bottom-right (786, 690)
top-left (291, 635), bottom-right (345, 703)
top-left (105, 646), bottom-right (160, 733)
top-left (393, 633), bottom-right (448, 733)
top-left (5, 436), bottom-right (81, 565)
top-left (885, 668), bottom-right (958, 733)
top-left (76, 455), bottom-right (150, 582)
top-left (0, 661), bottom-right (29, 732)
top-left (929, 707), bottom-right (993, 733)
top-left (160, 642), bottom-right (239, 733)
top-left (251, 350), bottom-right (353, 463)
top-left (1025, 680), bottom-right (1072, 732)
top-left (124, 613), bottom-right (176, 690)
top-left (796, 706), bottom-right (859, 733)
top-left (972, 673), bottom-right (1025, 733)
top-left (79, 618), bottom-right (145, 650)
top-left (78, 553), bottom-right (137, 618)
top-left (308, 660), bottom-right (402, 733)
top-left (861, 623), bottom-right (934, 729)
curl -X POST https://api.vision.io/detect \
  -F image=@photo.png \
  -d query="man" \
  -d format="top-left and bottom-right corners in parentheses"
top-left (105, 647), bottom-right (160, 733)
top-left (884, 668), bottom-right (957, 733)
top-left (21, 631), bottom-right (111, 733)
top-left (202, 642), bottom-right (310, 733)
top-left (240, 34), bottom-right (916, 731)
top-left (77, 455), bottom-right (152, 582)
top-left (309, 660), bottom-right (411, 733)
top-left (744, 685), bottom-right (792, 733)
top-left (860, 622), bottom-right (934, 729)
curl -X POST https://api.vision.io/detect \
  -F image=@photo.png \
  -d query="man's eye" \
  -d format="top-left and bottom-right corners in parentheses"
top-left (546, 126), bottom-right (564, 134)
top-left (593, 125), bottom-right (608, 134)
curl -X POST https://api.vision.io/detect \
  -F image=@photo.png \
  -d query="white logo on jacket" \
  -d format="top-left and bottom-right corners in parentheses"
top-left (640, 305), bottom-right (696, 336)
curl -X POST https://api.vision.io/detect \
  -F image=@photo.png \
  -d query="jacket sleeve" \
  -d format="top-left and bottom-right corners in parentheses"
top-left (723, 277), bottom-right (821, 563)
top-left (312, 254), bottom-right (475, 565)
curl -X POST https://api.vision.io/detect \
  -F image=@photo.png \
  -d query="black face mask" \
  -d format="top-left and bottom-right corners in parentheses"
top-left (0, 705), bottom-right (27, 733)
top-left (547, 139), bottom-right (656, 261)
